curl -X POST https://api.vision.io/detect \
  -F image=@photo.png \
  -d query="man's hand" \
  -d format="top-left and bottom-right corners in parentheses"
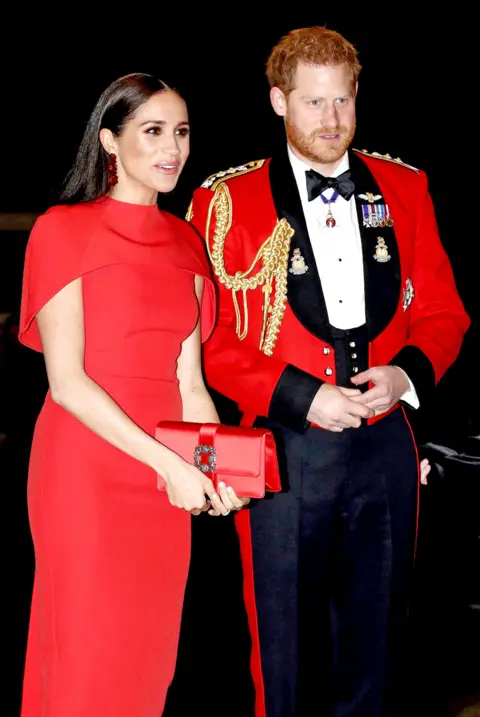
top-left (307, 384), bottom-right (375, 432)
top-left (350, 366), bottom-right (409, 416)
top-left (420, 458), bottom-right (431, 485)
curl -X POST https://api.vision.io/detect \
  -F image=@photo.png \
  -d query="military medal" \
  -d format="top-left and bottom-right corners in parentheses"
top-left (373, 236), bottom-right (391, 262)
top-left (320, 190), bottom-right (339, 228)
top-left (377, 204), bottom-right (386, 227)
top-left (384, 205), bottom-right (394, 227)
top-left (359, 193), bottom-right (382, 228)
top-left (358, 192), bottom-right (395, 228)
top-left (368, 205), bottom-right (379, 227)
top-left (289, 248), bottom-right (309, 275)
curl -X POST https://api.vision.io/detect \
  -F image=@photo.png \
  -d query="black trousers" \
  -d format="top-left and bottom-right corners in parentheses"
top-left (248, 408), bottom-right (418, 717)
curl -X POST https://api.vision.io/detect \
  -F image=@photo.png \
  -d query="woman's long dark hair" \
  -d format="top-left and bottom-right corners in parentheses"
top-left (59, 73), bottom-right (170, 204)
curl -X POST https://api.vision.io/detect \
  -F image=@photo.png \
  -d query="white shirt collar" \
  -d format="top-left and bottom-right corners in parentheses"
top-left (287, 144), bottom-right (350, 202)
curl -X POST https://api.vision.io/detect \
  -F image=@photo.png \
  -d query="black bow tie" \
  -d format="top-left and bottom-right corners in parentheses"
top-left (305, 168), bottom-right (355, 202)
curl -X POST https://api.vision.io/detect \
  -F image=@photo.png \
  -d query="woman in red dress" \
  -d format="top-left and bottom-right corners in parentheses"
top-left (18, 72), bottom-right (247, 717)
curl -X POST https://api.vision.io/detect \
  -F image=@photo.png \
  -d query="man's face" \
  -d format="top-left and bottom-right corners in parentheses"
top-left (272, 61), bottom-right (357, 171)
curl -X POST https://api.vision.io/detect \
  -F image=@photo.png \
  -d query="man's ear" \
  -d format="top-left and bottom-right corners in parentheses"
top-left (270, 86), bottom-right (287, 117)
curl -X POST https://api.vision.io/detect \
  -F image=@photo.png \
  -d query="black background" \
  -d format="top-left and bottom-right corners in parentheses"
top-left (0, 11), bottom-right (478, 716)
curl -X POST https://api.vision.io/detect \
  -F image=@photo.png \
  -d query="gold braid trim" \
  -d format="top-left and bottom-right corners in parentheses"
top-left (185, 200), bottom-right (193, 221)
top-left (353, 148), bottom-right (420, 173)
top-left (205, 182), bottom-right (293, 356)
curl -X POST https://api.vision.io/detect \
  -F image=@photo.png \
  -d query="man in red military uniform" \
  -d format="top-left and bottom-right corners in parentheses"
top-left (188, 27), bottom-right (470, 717)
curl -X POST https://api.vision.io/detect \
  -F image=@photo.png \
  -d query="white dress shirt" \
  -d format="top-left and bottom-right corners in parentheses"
top-left (287, 146), bottom-right (419, 408)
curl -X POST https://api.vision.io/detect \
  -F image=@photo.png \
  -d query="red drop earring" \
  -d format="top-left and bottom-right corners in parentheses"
top-left (108, 153), bottom-right (118, 186)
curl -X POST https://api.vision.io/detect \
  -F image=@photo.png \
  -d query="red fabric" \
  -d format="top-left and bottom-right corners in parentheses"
top-left (190, 155), bottom-right (470, 424)
top-left (18, 197), bottom-right (215, 717)
top-left (19, 197), bottom-right (216, 350)
top-left (155, 421), bottom-right (281, 497)
top-left (189, 156), bottom-right (470, 711)
top-left (360, 154), bottom-right (470, 383)
top-left (190, 184), bottom-right (288, 417)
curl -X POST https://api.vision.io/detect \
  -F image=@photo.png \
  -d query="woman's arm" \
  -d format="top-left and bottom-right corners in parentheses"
top-left (175, 276), bottom-right (249, 515)
top-left (176, 276), bottom-right (220, 424)
top-left (37, 277), bottom-right (225, 515)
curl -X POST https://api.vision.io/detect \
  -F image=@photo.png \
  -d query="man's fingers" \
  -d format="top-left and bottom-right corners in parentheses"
top-left (350, 369), bottom-right (373, 385)
top-left (420, 458), bottom-right (431, 486)
top-left (338, 413), bottom-right (362, 429)
top-left (337, 386), bottom-right (362, 397)
top-left (345, 399), bottom-right (375, 418)
top-left (350, 387), bottom-right (385, 404)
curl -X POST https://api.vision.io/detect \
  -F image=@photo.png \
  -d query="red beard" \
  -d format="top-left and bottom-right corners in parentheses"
top-left (286, 119), bottom-right (356, 166)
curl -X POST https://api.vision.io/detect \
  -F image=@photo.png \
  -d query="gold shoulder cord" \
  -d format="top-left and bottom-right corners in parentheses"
top-left (205, 182), bottom-right (293, 357)
top-left (353, 148), bottom-right (420, 173)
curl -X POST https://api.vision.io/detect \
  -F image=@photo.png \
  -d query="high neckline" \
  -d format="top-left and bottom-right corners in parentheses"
top-left (99, 195), bottom-right (159, 212)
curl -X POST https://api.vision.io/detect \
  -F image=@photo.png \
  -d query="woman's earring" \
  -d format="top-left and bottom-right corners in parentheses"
top-left (108, 153), bottom-right (118, 186)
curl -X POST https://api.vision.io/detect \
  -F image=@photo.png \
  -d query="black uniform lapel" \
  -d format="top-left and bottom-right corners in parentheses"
top-left (349, 150), bottom-right (401, 340)
top-left (269, 147), bottom-right (332, 343)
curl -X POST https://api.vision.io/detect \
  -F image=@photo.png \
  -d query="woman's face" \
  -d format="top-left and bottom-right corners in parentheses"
top-left (103, 90), bottom-right (190, 204)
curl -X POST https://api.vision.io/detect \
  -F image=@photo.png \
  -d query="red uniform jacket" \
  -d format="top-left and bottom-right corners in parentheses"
top-left (189, 147), bottom-right (470, 431)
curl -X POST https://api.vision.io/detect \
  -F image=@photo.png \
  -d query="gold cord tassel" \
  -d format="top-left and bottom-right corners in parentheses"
top-left (205, 182), bottom-right (294, 356)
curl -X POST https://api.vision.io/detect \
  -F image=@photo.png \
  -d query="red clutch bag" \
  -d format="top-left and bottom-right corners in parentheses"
top-left (155, 421), bottom-right (282, 498)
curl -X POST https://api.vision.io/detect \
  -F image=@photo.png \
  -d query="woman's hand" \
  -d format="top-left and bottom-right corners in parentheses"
top-left (207, 482), bottom-right (250, 516)
top-left (159, 454), bottom-right (226, 516)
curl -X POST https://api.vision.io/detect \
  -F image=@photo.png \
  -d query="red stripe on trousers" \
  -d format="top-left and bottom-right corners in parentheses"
top-left (401, 406), bottom-right (421, 559)
top-left (234, 509), bottom-right (267, 717)
top-left (401, 405), bottom-right (421, 622)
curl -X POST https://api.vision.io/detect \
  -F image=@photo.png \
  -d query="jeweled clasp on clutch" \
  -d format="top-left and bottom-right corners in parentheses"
top-left (194, 445), bottom-right (217, 473)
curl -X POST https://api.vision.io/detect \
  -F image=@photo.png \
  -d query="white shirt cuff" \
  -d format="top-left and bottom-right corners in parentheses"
top-left (397, 368), bottom-right (420, 409)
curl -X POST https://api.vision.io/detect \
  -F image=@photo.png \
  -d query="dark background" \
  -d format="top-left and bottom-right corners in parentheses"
top-left (0, 11), bottom-right (478, 716)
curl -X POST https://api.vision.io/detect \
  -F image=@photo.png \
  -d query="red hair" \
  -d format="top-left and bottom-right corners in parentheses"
top-left (266, 26), bottom-right (361, 95)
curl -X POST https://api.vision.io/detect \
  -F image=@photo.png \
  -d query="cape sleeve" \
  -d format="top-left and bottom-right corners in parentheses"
top-left (200, 276), bottom-right (216, 345)
top-left (18, 207), bottom-right (88, 352)
top-left (178, 218), bottom-right (217, 344)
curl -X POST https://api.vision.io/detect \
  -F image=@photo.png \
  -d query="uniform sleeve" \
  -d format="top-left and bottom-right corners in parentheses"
top-left (390, 171), bottom-right (470, 405)
top-left (18, 209), bottom-right (86, 352)
top-left (189, 188), bottom-right (320, 431)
